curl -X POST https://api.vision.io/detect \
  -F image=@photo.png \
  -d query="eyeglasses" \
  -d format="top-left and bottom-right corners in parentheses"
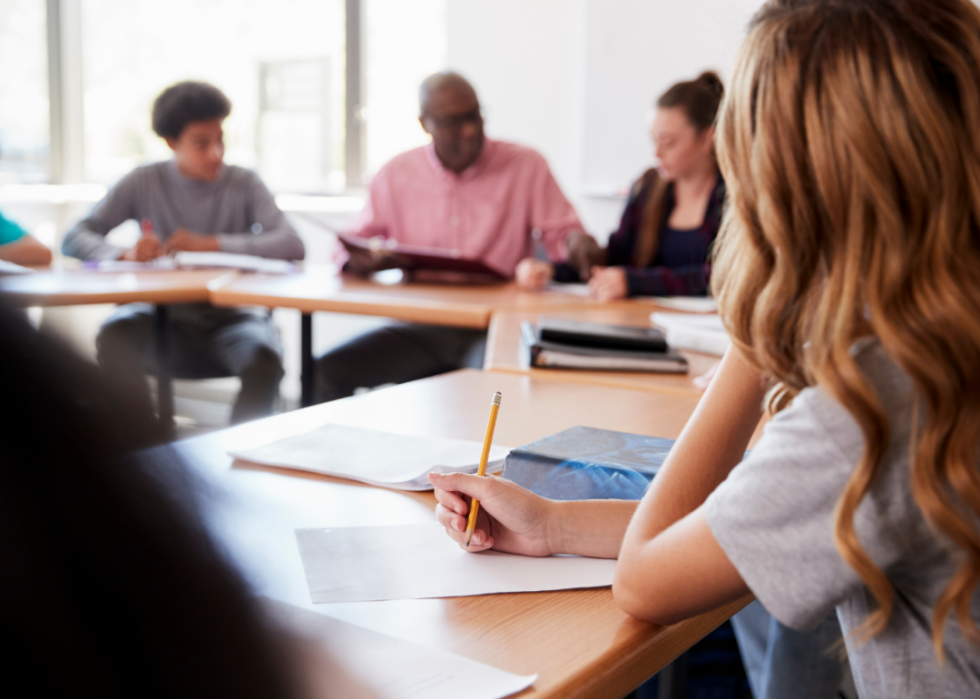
top-left (423, 108), bottom-right (483, 133)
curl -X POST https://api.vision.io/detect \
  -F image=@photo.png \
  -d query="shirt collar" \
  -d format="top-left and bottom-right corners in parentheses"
top-left (423, 138), bottom-right (495, 182)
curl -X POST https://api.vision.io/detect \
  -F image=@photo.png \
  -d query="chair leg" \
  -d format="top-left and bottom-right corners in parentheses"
top-left (154, 304), bottom-right (175, 439)
top-left (659, 653), bottom-right (689, 699)
top-left (301, 311), bottom-right (314, 408)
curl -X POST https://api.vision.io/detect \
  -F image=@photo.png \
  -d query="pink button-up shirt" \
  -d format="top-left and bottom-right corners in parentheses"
top-left (343, 139), bottom-right (583, 277)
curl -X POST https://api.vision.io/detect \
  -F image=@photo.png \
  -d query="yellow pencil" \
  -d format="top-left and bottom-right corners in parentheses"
top-left (464, 391), bottom-right (502, 548)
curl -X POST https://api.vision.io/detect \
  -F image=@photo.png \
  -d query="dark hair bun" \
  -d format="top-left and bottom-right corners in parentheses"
top-left (696, 71), bottom-right (725, 98)
top-left (657, 71), bottom-right (726, 131)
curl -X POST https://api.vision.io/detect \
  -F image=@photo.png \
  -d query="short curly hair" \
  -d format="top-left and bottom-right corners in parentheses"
top-left (151, 81), bottom-right (232, 140)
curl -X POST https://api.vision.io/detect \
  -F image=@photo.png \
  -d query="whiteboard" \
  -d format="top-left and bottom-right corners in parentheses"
top-left (582, 0), bottom-right (763, 190)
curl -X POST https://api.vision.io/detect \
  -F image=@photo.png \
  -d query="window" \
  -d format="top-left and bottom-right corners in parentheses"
top-left (80, 0), bottom-right (346, 192)
top-left (0, 0), bottom-right (50, 184)
top-left (362, 0), bottom-right (446, 178)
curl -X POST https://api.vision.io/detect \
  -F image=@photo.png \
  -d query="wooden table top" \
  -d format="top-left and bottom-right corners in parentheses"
top-left (485, 307), bottom-right (722, 397)
top-left (178, 369), bottom-right (750, 699)
top-left (0, 267), bottom-right (238, 307)
top-left (208, 264), bottom-right (649, 329)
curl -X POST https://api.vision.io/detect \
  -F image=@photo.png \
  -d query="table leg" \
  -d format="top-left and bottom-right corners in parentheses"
top-left (658, 652), bottom-right (689, 699)
top-left (301, 311), bottom-right (314, 408)
top-left (154, 304), bottom-right (175, 436)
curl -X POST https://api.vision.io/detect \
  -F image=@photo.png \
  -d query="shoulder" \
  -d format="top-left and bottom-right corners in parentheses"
top-left (220, 165), bottom-right (266, 189)
top-left (486, 139), bottom-right (550, 170)
top-left (117, 162), bottom-right (168, 185)
top-left (632, 168), bottom-right (660, 198)
top-left (380, 146), bottom-right (430, 175)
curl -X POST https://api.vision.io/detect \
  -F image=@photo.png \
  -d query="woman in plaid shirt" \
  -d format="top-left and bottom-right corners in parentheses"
top-left (520, 72), bottom-right (726, 299)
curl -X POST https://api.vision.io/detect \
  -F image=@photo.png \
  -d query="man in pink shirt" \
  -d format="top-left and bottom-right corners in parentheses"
top-left (316, 72), bottom-right (589, 402)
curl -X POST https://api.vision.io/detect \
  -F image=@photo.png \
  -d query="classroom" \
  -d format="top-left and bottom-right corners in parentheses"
top-left (2, 1), bottom-right (979, 698)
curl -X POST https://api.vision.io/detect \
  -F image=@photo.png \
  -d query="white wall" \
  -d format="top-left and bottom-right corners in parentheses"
top-left (446, 0), bottom-right (587, 219)
top-left (445, 0), bottom-right (763, 240)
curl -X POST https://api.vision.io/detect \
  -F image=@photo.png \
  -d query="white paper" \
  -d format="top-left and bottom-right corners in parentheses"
top-left (650, 312), bottom-right (731, 356)
top-left (173, 251), bottom-right (295, 273)
top-left (295, 522), bottom-right (617, 603)
top-left (643, 296), bottom-right (718, 313)
top-left (545, 281), bottom-right (592, 296)
top-left (0, 259), bottom-right (35, 275)
top-left (266, 598), bottom-right (536, 699)
top-left (230, 424), bottom-right (511, 491)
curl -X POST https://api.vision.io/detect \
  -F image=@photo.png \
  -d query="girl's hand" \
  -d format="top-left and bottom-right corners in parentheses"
top-left (429, 472), bottom-right (556, 556)
top-left (588, 266), bottom-right (629, 301)
top-left (516, 258), bottom-right (554, 290)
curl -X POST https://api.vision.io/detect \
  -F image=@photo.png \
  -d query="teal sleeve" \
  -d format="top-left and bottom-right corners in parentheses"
top-left (0, 210), bottom-right (28, 246)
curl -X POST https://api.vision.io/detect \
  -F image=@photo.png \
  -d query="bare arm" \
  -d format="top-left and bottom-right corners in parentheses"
top-left (614, 346), bottom-right (767, 624)
top-left (432, 346), bottom-right (768, 566)
top-left (0, 235), bottom-right (53, 266)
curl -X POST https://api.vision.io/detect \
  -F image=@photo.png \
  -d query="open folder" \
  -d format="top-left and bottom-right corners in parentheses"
top-left (229, 424), bottom-right (511, 490)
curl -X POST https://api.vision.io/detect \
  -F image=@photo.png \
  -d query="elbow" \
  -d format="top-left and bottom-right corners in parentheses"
top-left (613, 555), bottom-right (687, 627)
top-left (34, 245), bottom-right (53, 266)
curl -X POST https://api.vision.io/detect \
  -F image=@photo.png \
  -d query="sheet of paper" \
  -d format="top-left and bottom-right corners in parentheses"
top-left (173, 251), bottom-right (295, 273)
top-left (546, 281), bottom-right (592, 296)
top-left (230, 424), bottom-right (511, 490)
top-left (266, 598), bottom-right (536, 699)
top-left (642, 296), bottom-right (718, 313)
top-left (0, 259), bottom-right (35, 275)
top-left (295, 522), bottom-right (617, 603)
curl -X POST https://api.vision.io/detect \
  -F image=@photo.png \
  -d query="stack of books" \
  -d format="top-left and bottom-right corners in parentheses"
top-left (521, 317), bottom-right (688, 373)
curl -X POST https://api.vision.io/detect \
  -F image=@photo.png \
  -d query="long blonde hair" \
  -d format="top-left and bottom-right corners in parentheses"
top-left (713, 0), bottom-right (980, 658)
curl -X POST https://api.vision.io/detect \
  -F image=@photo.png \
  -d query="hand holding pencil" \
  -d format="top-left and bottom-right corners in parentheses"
top-left (430, 391), bottom-right (559, 557)
top-left (464, 391), bottom-right (502, 547)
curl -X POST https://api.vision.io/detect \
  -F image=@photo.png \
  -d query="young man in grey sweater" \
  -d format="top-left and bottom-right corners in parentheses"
top-left (62, 81), bottom-right (305, 423)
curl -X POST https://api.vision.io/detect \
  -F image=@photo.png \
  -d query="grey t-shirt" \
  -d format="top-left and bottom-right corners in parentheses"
top-left (62, 160), bottom-right (305, 261)
top-left (705, 341), bottom-right (980, 699)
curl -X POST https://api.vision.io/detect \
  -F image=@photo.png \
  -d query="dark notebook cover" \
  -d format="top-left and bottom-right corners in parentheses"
top-left (521, 321), bottom-right (688, 373)
top-left (338, 234), bottom-right (506, 278)
top-left (502, 426), bottom-right (673, 501)
top-left (537, 317), bottom-right (668, 352)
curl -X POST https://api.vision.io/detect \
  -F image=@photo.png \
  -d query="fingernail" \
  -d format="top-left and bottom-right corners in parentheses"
top-left (453, 519), bottom-right (462, 532)
top-left (454, 506), bottom-right (463, 515)
top-left (472, 532), bottom-right (482, 544)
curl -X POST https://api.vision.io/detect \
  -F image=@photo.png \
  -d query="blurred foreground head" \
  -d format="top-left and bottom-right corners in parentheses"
top-left (0, 303), bottom-right (297, 697)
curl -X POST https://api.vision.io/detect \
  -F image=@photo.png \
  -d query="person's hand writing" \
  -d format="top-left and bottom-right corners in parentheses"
top-left (515, 258), bottom-right (554, 289)
top-left (429, 472), bottom-right (556, 556)
top-left (588, 266), bottom-right (629, 301)
top-left (122, 232), bottom-right (163, 261)
top-left (165, 228), bottom-right (220, 253)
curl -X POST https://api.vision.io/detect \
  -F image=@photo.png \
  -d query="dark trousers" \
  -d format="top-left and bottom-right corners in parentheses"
top-left (96, 303), bottom-right (284, 424)
top-left (315, 322), bottom-right (486, 403)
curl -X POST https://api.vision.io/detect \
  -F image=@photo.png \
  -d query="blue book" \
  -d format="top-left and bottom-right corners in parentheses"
top-left (501, 426), bottom-right (673, 501)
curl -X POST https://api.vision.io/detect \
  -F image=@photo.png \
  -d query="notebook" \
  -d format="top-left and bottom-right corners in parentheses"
top-left (649, 312), bottom-right (731, 356)
top-left (521, 321), bottom-right (688, 373)
top-left (501, 426), bottom-right (671, 500)
top-left (339, 234), bottom-right (505, 278)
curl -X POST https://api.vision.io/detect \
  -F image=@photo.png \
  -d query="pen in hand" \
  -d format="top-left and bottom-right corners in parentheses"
top-left (464, 391), bottom-right (502, 548)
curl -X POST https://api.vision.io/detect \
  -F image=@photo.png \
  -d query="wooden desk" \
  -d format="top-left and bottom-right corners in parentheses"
top-left (0, 268), bottom-right (236, 306)
top-left (208, 265), bottom-right (651, 406)
top-left (208, 264), bottom-right (642, 327)
top-left (0, 267), bottom-right (238, 432)
top-left (485, 308), bottom-right (722, 397)
top-left (179, 369), bottom-right (751, 699)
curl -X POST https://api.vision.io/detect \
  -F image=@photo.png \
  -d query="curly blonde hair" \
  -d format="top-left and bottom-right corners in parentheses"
top-left (713, 0), bottom-right (980, 659)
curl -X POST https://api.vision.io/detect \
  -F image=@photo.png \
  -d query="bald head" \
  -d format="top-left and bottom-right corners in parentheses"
top-left (418, 72), bottom-right (484, 174)
top-left (419, 72), bottom-right (477, 117)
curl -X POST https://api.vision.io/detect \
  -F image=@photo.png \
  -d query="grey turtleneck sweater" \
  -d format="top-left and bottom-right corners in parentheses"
top-left (62, 160), bottom-right (305, 261)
